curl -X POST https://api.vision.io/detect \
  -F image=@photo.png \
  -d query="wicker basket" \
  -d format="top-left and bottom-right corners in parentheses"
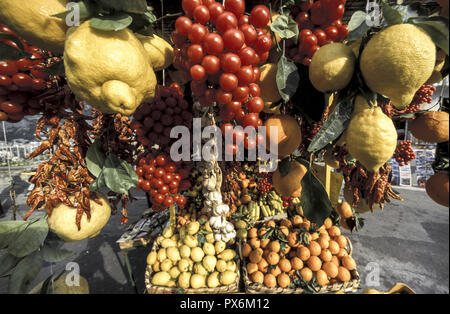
top-left (145, 242), bottom-right (241, 294)
top-left (240, 219), bottom-right (361, 294)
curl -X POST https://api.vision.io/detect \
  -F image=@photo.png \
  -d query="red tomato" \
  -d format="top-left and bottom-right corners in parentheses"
top-left (175, 16), bottom-right (193, 35)
top-left (223, 29), bottom-right (245, 51)
top-left (203, 33), bottom-right (224, 55)
top-left (176, 196), bottom-right (187, 207)
top-left (216, 11), bottom-right (238, 33)
top-left (188, 24), bottom-right (208, 44)
top-left (236, 66), bottom-right (254, 86)
top-left (190, 65), bottom-right (206, 81)
top-left (242, 113), bottom-right (260, 128)
top-left (227, 100), bottom-right (242, 113)
top-left (216, 89), bottom-right (233, 104)
top-left (238, 46), bottom-right (258, 66)
top-left (220, 53), bottom-right (241, 73)
top-left (339, 25), bottom-right (349, 40)
top-left (252, 67), bottom-right (261, 82)
top-left (325, 26), bottom-right (340, 42)
top-left (193, 5), bottom-right (210, 24)
top-left (239, 24), bottom-right (258, 45)
top-left (182, 0), bottom-right (202, 16)
top-left (225, 0), bottom-right (245, 18)
top-left (164, 197), bottom-right (174, 208)
top-left (220, 73), bottom-right (239, 92)
top-left (208, 2), bottom-right (225, 21)
top-left (255, 34), bottom-right (272, 53)
top-left (233, 86), bottom-right (249, 102)
top-left (201, 55), bottom-right (220, 74)
top-left (239, 14), bottom-right (250, 26)
top-left (0, 61), bottom-right (18, 76)
top-left (220, 107), bottom-right (235, 122)
top-left (249, 83), bottom-right (261, 97)
top-left (314, 29), bottom-right (328, 46)
top-left (250, 5), bottom-right (270, 28)
top-left (153, 193), bottom-right (165, 204)
top-left (0, 75), bottom-right (12, 87)
top-left (12, 73), bottom-right (32, 88)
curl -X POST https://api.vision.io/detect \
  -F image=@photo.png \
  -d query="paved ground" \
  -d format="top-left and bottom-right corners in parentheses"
top-left (0, 167), bottom-right (448, 294)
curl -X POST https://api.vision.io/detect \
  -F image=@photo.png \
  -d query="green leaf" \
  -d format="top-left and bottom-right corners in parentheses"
top-left (90, 13), bottom-right (133, 31)
top-left (40, 244), bottom-right (74, 263)
top-left (8, 250), bottom-right (43, 294)
top-left (0, 253), bottom-right (21, 277)
top-left (408, 16), bottom-right (449, 55)
top-left (44, 61), bottom-right (65, 76)
top-left (348, 11), bottom-right (368, 32)
top-left (90, 171), bottom-right (106, 191)
top-left (270, 13), bottom-right (299, 43)
top-left (119, 159), bottom-right (139, 185)
top-left (94, 0), bottom-right (148, 14)
top-left (307, 99), bottom-right (354, 153)
top-left (296, 160), bottom-right (333, 227)
top-left (381, 0), bottom-right (403, 25)
top-left (276, 55), bottom-right (300, 103)
top-left (86, 140), bottom-right (106, 178)
top-left (103, 154), bottom-right (137, 194)
top-left (7, 217), bottom-right (49, 258)
top-left (0, 220), bottom-right (29, 249)
top-left (278, 158), bottom-right (291, 177)
top-left (0, 42), bottom-right (29, 61)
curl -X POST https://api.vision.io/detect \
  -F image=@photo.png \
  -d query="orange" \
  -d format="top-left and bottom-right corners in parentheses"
top-left (258, 227), bottom-right (267, 238)
top-left (281, 245), bottom-right (291, 256)
top-left (337, 248), bottom-right (348, 258)
top-left (302, 221), bottom-right (311, 231)
top-left (410, 111), bottom-right (449, 144)
top-left (249, 249), bottom-right (263, 264)
top-left (270, 265), bottom-right (282, 277)
top-left (279, 226), bottom-right (289, 237)
top-left (336, 202), bottom-right (354, 219)
top-left (242, 243), bottom-right (252, 257)
top-left (291, 215), bottom-right (303, 227)
top-left (306, 256), bottom-right (322, 272)
top-left (280, 218), bottom-right (292, 228)
top-left (268, 240), bottom-right (281, 253)
top-left (266, 220), bottom-right (276, 228)
top-left (323, 217), bottom-right (333, 229)
top-left (251, 271), bottom-right (264, 284)
top-left (342, 255), bottom-right (356, 270)
top-left (316, 269), bottom-right (330, 286)
top-left (265, 114), bottom-right (302, 158)
top-left (277, 273), bottom-right (291, 288)
top-left (331, 256), bottom-right (340, 267)
top-left (291, 257), bottom-right (304, 271)
top-left (267, 252), bottom-right (280, 266)
top-left (263, 274), bottom-right (277, 288)
top-left (328, 226), bottom-right (341, 237)
top-left (260, 238), bottom-right (270, 249)
top-left (287, 233), bottom-right (299, 248)
top-left (279, 258), bottom-right (292, 273)
top-left (300, 267), bottom-right (313, 282)
top-left (258, 258), bottom-right (269, 273)
top-left (247, 263), bottom-right (258, 275)
top-left (336, 235), bottom-right (348, 249)
top-left (248, 228), bottom-right (258, 238)
top-left (337, 266), bottom-right (351, 282)
top-left (328, 240), bottom-right (340, 255)
top-left (311, 233), bottom-right (319, 241)
top-left (426, 171), bottom-right (449, 207)
top-left (308, 241), bottom-right (322, 256)
top-left (317, 237), bottom-right (329, 249)
top-left (272, 161), bottom-right (308, 198)
top-left (297, 246), bottom-right (311, 262)
top-left (249, 238), bottom-right (261, 249)
top-left (319, 249), bottom-right (332, 262)
top-left (322, 262), bottom-right (339, 278)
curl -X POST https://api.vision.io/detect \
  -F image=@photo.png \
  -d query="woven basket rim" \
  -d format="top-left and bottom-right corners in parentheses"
top-left (145, 242), bottom-right (241, 294)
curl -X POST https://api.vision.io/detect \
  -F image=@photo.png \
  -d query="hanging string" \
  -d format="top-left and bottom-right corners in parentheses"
top-left (2, 121), bottom-right (18, 220)
top-left (161, 0), bottom-right (166, 87)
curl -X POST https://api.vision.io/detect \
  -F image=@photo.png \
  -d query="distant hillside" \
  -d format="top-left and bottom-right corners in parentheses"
top-left (1, 117), bottom-right (39, 143)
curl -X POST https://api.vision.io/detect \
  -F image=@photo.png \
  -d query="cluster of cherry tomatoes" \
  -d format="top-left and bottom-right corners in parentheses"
top-left (0, 24), bottom-right (54, 123)
top-left (136, 153), bottom-right (191, 211)
top-left (131, 83), bottom-right (192, 154)
top-left (281, 196), bottom-right (295, 208)
top-left (287, 0), bottom-right (349, 66)
top-left (172, 0), bottom-right (271, 145)
top-left (394, 140), bottom-right (416, 167)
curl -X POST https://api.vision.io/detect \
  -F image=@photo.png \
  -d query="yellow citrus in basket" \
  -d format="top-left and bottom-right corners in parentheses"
top-left (360, 24), bottom-right (436, 109)
top-left (308, 241), bottom-right (322, 257)
top-left (247, 263), bottom-right (258, 275)
top-left (258, 258), bottom-right (269, 273)
top-left (291, 257), bottom-right (304, 271)
top-left (320, 249), bottom-right (332, 263)
top-left (328, 241), bottom-right (340, 255)
top-left (331, 256), bottom-right (340, 267)
top-left (323, 261), bottom-right (339, 279)
top-left (251, 271), bottom-right (264, 284)
top-left (300, 267), bottom-right (313, 282)
top-left (248, 228), bottom-right (258, 238)
top-left (318, 237), bottom-right (329, 250)
top-left (249, 238), bottom-right (261, 249)
top-left (291, 215), bottom-right (303, 227)
top-left (307, 256), bottom-right (322, 272)
top-left (266, 220), bottom-right (277, 228)
top-left (260, 238), bottom-right (271, 249)
top-left (264, 274), bottom-right (277, 288)
top-left (323, 218), bottom-right (333, 229)
top-left (345, 104), bottom-right (398, 173)
top-left (328, 226), bottom-right (341, 237)
top-left (336, 235), bottom-right (348, 249)
top-left (316, 269), bottom-right (330, 287)
top-left (337, 248), bottom-right (348, 258)
top-left (267, 252), bottom-right (280, 266)
top-left (287, 233), bottom-right (299, 248)
top-left (279, 258), bottom-right (292, 273)
top-left (297, 246), bottom-right (311, 262)
top-left (250, 249), bottom-right (263, 264)
top-left (277, 273), bottom-right (291, 288)
top-left (270, 265), bottom-right (282, 277)
top-left (258, 227), bottom-right (268, 238)
top-left (0, 0), bottom-right (69, 54)
top-left (242, 243), bottom-right (252, 258)
top-left (337, 266), bottom-right (351, 282)
top-left (268, 240), bottom-right (281, 253)
top-left (64, 21), bottom-right (157, 116)
top-left (342, 255), bottom-right (357, 271)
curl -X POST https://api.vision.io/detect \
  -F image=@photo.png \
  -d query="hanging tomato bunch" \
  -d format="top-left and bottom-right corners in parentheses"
top-left (172, 0), bottom-right (272, 144)
top-left (288, 0), bottom-right (349, 66)
top-left (0, 23), bottom-right (58, 123)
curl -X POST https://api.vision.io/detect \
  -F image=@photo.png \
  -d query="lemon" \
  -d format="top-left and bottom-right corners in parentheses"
top-left (426, 49), bottom-right (447, 85)
top-left (47, 192), bottom-right (111, 242)
top-left (0, 0), bottom-right (69, 54)
top-left (345, 101), bottom-right (397, 173)
top-left (64, 21), bottom-right (157, 116)
top-left (258, 63), bottom-right (282, 113)
top-left (136, 34), bottom-right (174, 71)
top-left (28, 274), bottom-right (89, 294)
top-left (309, 43), bottom-right (356, 93)
top-left (360, 24), bottom-right (436, 109)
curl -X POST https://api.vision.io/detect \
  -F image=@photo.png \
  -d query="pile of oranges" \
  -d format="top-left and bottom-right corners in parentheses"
top-left (241, 215), bottom-right (357, 290)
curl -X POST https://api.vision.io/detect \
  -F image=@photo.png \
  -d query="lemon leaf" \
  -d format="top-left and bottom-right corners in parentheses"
top-left (0, 253), bottom-right (21, 277)
top-left (270, 13), bottom-right (299, 43)
top-left (94, 0), bottom-right (148, 14)
top-left (348, 11), bottom-right (368, 32)
top-left (0, 220), bottom-right (29, 249)
top-left (7, 216), bottom-right (48, 258)
top-left (408, 17), bottom-right (449, 55)
top-left (8, 250), bottom-right (43, 294)
top-left (103, 154), bottom-right (137, 194)
top-left (276, 56), bottom-right (300, 103)
top-left (90, 13), bottom-right (133, 31)
top-left (380, 0), bottom-right (403, 26)
top-left (307, 99), bottom-right (354, 153)
top-left (279, 158), bottom-right (291, 177)
top-left (86, 140), bottom-right (106, 178)
top-left (0, 42), bottom-right (29, 61)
